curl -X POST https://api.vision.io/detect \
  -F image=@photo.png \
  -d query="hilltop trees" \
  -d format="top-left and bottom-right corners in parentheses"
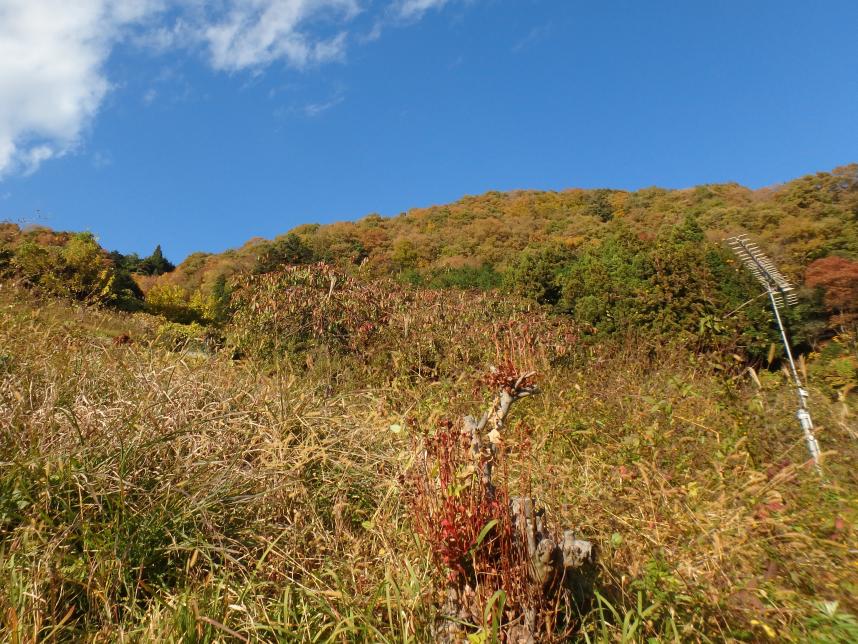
top-left (584, 188), bottom-right (616, 222)
top-left (110, 245), bottom-right (175, 276)
top-left (253, 233), bottom-right (315, 274)
top-left (3, 165), bottom-right (857, 351)
top-left (806, 255), bottom-right (858, 328)
top-left (9, 232), bottom-right (140, 306)
top-left (138, 245), bottom-right (175, 275)
top-left (139, 164), bottom-right (858, 321)
top-left (0, 225), bottom-right (178, 309)
top-left (502, 217), bottom-right (779, 354)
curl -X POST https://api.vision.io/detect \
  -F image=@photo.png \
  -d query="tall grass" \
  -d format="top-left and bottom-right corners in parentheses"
top-left (1, 285), bottom-right (856, 641)
top-left (0, 291), bottom-right (431, 640)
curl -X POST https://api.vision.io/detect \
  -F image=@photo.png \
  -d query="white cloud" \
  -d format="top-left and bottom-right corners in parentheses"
top-left (0, 0), bottom-right (161, 177)
top-left (0, 0), bottom-right (467, 178)
top-left (143, 88), bottom-right (159, 105)
top-left (512, 24), bottom-right (551, 53)
top-left (203, 0), bottom-right (358, 72)
top-left (92, 150), bottom-right (114, 169)
top-left (364, 0), bottom-right (461, 41)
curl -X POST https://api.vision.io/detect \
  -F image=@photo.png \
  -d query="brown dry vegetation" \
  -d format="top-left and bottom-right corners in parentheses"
top-left (1, 274), bottom-right (857, 642)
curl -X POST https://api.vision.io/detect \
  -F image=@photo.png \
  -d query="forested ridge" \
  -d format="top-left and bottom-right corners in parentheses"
top-left (162, 163), bottom-right (858, 286)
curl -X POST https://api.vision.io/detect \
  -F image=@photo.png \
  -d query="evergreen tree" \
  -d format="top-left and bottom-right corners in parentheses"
top-left (140, 245), bottom-right (175, 276)
top-left (506, 243), bottom-right (574, 305)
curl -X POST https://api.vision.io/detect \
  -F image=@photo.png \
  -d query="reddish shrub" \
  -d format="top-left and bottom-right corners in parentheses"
top-left (806, 255), bottom-right (858, 325)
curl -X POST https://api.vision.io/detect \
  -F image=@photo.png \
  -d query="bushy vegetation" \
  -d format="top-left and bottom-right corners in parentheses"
top-left (506, 217), bottom-right (798, 358)
top-left (0, 225), bottom-right (181, 311)
top-left (111, 164), bottom-right (857, 359)
top-left (1, 228), bottom-right (133, 306)
top-left (227, 264), bottom-right (575, 379)
top-left (110, 244), bottom-right (176, 277)
top-left (2, 265), bottom-right (857, 641)
top-left (1, 165), bottom-right (858, 640)
top-left (5, 165), bottom-right (857, 346)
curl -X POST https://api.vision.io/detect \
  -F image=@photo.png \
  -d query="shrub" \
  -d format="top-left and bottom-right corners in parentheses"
top-left (425, 264), bottom-right (503, 290)
top-left (12, 234), bottom-right (118, 305)
top-left (407, 363), bottom-right (596, 641)
top-left (806, 255), bottom-right (858, 328)
top-left (156, 321), bottom-right (214, 352)
top-left (227, 263), bottom-right (580, 375)
top-left (60, 232), bottom-right (116, 302)
top-left (145, 283), bottom-right (199, 323)
top-left (505, 242), bottom-right (574, 305)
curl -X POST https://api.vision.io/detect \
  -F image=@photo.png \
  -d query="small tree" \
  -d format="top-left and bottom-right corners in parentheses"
top-left (557, 228), bottom-right (652, 333)
top-left (13, 241), bottom-right (58, 286)
top-left (13, 234), bottom-right (118, 305)
top-left (584, 188), bottom-right (616, 222)
top-left (61, 232), bottom-right (116, 303)
top-left (209, 274), bottom-right (231, 324)
top-left (187, 274), bottom-right (231, 325)
top-left (506, 243), bottom-right (574, 305)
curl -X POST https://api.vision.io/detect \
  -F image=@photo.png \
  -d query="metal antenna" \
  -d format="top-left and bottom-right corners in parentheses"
top-left (727, 235), bottom-right (822, 471)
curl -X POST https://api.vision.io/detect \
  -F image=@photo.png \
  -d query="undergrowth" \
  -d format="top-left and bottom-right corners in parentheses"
top-left (0, 280), bottom-right (856, 642)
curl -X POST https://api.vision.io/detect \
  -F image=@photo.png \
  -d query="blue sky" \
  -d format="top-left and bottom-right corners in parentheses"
top-left (1, 0), bottom-right (857, 262)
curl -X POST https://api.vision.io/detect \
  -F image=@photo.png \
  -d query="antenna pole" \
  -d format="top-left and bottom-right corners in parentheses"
top-left (727, 235), bottom-right (822, 472)
top-left (767, 288), bottom-right (822, 471)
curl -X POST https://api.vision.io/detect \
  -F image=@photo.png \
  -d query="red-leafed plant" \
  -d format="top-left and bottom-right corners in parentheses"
top-left (806, 255), bottom-right (858, 328)
top-left (406, 362), bottom-right (594, 642)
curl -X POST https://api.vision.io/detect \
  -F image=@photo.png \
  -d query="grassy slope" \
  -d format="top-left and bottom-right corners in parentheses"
top-left (1, 284), bottom-right (856, 642)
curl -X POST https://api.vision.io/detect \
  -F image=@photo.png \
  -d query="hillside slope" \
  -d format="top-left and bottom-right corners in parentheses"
top-left (1, 268), bottom-right (857, 641)
top-left (1, 166), bottom-right (858, 640)
top-left (157, 164), bottom-right (858, 293)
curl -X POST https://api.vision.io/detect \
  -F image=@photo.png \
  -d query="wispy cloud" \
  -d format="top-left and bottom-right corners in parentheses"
top-left (512, 24), bottom-right (551, 53)
top-left (202, 1), bottom-right (358, 72)
top-left (302, 93), bottom-right (345, 117)
top-left (393, 0), bottom-right (452, 21)
top-left (143, 88), bottom-right (159, 105)
top-left (273, 87), bottom-right (346, 122)
top-left (363, 0), bottom-right (464, 41)
top-left (92, 150), bottom-right (114, 169)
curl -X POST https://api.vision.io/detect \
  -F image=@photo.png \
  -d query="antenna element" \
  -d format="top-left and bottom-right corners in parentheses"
top-left (726, 235), bottom-right (821, 471)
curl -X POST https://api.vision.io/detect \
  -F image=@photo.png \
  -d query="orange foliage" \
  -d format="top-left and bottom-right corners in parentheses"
top-left (806, 255), bottom-right (858, 324)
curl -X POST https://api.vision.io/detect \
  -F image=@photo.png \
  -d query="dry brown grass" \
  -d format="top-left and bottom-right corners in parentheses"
top-left (528, 342), bottom-right (858, 641)
top-left (0, 286), bottom-right (856, 642)
top-left (0, 289), bottom-right (431, 641)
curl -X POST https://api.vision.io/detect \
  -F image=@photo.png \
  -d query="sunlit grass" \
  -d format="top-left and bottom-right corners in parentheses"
top-left (0, 286), bottom-right (856, 641)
